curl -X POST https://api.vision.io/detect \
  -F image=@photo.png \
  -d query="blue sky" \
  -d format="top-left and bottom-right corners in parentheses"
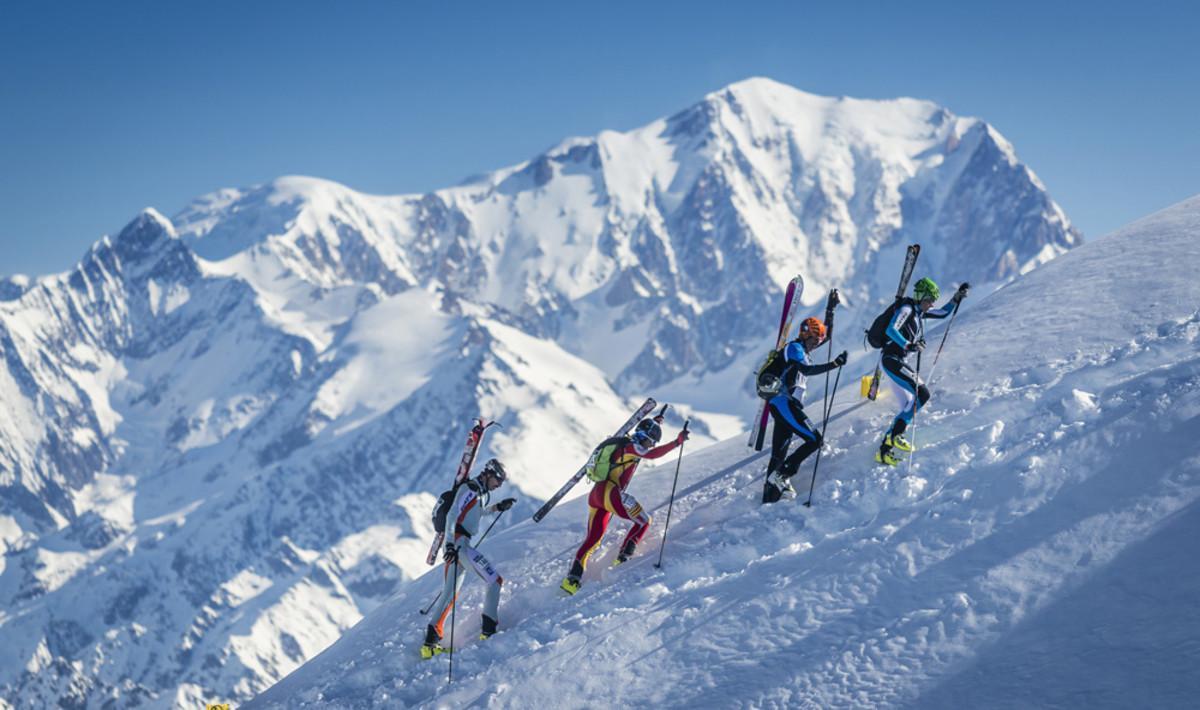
top-left (2, 0), bottom-right (1197, 275)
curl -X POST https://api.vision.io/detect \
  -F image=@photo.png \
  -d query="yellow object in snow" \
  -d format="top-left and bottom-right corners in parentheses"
top-left (861, 374), bottom-right (888, 400)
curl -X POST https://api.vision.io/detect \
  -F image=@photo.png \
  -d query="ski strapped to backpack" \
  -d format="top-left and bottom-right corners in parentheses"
top-left (865, 245), bottom-right (920, 401)
top-left (425, 419), bottom-right (500, 565)
top-left (531, 398), bottom-right (660, 522)
top-left (749, 274), bottom-right (804, 450)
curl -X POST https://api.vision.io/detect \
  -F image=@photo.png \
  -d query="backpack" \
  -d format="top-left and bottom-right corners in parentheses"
top-left (755, 346), bottom-right (790, 400)
top-left (431, 480), bottom-right (478, 534)
top-left (585, 436), bottom-right (630, 483)
top-left (866, 299), bottom-right (911, 349)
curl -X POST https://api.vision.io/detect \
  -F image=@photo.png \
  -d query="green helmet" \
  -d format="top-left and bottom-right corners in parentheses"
top-left (913, 277), bottom-right (940, 301)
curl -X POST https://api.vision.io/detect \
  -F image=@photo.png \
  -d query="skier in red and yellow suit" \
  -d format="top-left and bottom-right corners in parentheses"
top-left (560, 416), bottom-right (688, 594)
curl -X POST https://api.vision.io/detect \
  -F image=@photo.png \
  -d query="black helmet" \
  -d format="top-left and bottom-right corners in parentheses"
top-left (481, 458), bottom-right (507, 484)
top-left (633, 419), bottom-right (662, 445)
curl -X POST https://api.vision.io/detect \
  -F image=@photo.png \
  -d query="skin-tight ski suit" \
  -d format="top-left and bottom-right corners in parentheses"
top-left (767, 339), bottom-right (840, 480)
top-left (568, 437), bottom-right (682, 578)
top-left (429, 479), bottom-right (504, 641)
top-left (880, 297), bottom-right (958, 441)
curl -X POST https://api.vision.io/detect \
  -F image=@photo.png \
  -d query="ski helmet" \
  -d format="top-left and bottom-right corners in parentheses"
top-left (799, 317), bottom-right (827, 342)
top-left (913, 277), bottom-right (940, 302)
top-left (481, 458), bottom-right (507, 484)
top-left (634, 418), bottom-right (663, 445)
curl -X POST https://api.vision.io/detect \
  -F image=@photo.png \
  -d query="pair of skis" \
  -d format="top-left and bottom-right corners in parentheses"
top-left (866, 244), bottom-right (921, 401)
top-left (532, 398), bottom-right (661, 522)
top-left (424, 418), bottom-right (501, 565)
top-left (748, 275), bottom-right (804, 451)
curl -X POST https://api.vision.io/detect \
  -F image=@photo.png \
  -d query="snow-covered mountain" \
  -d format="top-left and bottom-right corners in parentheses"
top-left (172, 77), bottom-right (1077, 394)
top-left (0, 77), bottom-right (1079, 708)
top-left (253, 194), bottom-right (1200, 709)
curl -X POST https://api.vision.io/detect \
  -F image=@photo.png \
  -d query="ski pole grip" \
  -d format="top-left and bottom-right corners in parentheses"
top-left (683, 419), bottom-right (690, 433)
top-left (657, 403), bottom-right (669, 418)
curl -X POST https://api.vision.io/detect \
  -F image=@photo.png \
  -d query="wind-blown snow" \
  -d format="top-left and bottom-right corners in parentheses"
top-left (251, 196), bottom-right (1200, 709)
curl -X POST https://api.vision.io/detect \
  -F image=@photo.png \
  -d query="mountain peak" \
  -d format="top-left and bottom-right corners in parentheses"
top-left (112, 208), bottom-right (178, 260)
top-left (711, 75), bottom-right (831, 105)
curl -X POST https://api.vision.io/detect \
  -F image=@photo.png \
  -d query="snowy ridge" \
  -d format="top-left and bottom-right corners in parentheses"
top-left (0, 77), bottom-right (1081, 708)
top-left (252, 196), bottom-right (1199, 708)
top-left (172, 77), bottom-right (1079, 391)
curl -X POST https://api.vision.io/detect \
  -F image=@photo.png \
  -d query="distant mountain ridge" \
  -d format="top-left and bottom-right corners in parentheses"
top-left (172, 77), bottom-right (1078, 389)
top-left (0, 77), bottom-right (1078, 707)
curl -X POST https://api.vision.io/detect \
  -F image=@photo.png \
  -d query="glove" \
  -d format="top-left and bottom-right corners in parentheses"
top-left (833, 350), bottom-right (848, 367)
top-left (953, 282), bottom-right (970, 303)
top-left (443, 544), bottom-right (458, 564)
top-left (676, 429), bottom-right (690, 443)
top-left (496, 497), bottom-right (515, 512)
top-left (906, 338), bottom-right (926, 353)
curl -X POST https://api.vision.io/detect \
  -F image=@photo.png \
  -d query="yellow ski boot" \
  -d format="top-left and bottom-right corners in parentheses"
top-left (875, 448), bottom-right (902, 466)
top-left (560, 576), bottom-right (581, 595)
top-left (884, 433), bottom-right (915, 452)
top-left (419, 644), bottom-right (446, 660)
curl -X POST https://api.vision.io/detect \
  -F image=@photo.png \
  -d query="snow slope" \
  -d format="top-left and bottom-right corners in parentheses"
top-left (251, 195), bottom-right (1200, 708)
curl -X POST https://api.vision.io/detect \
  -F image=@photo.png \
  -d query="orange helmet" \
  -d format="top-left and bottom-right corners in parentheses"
top-left (799, 317), bottom-right (826, 342)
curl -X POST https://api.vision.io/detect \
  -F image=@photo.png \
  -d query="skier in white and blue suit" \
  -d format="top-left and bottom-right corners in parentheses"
top-left (762, 316), bottom-right (847, 504)
top-left (421, 460), bottom-right (515, 659)
top-left (875, 277), bottom-right (969, 466)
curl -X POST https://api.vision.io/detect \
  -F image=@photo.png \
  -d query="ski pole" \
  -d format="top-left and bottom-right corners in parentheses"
top-left (447, 553), bottom-right (458, 684)
top-left (420, 509), bottom-right (509, 615)
top-left (926, 302), bottom-right (961, 384)
top-left (820, 289), bottom-right (839, 423)
top-left (654, 420), bottom-right (689, 569)
top-left (803, 364), bottom-right (842, 507)
top-left (906, 350), bottom-right (923, 477)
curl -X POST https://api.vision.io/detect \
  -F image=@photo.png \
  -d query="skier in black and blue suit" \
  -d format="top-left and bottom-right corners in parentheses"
top-left (762, 317), bottom-right (847, 504)
top-left (876, 277), bottom-right (969, 465)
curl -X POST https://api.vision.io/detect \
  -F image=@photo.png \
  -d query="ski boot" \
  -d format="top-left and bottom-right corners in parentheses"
top-left (420, 624), bottom-right (446, 659)
top-left (875, 446), bottom-right (902, 466)
top-left (420, 643), bottom-right (447, 660)
top-left (612, 540), bottom-right (637, 567)
top-left (762, 471), bottom-right (793, 504)
top-left (560, 575), bottom-right (581, 595)
top-left (479, 615), bottom-right (498, 641)
top-left (884, 433), bottom-right (915, 452)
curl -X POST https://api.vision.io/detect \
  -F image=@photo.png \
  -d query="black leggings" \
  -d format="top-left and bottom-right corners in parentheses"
top-left (767, 395), bottom-right (823, 479)
top-left (881, 355), bottom-right (930, 437)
